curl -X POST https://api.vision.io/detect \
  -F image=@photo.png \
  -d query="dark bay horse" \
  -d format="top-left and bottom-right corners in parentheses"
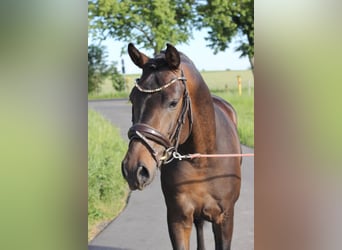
top-left (121, 43), bottom-right (241, 250)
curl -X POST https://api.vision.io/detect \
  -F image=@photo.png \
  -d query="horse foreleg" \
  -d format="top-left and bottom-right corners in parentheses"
top-left (212, 208), bottom-right (234, 250)
top-left (167, 212), bottom-right (193, 250)
top-left (194, 218), bottom-right (205, 250)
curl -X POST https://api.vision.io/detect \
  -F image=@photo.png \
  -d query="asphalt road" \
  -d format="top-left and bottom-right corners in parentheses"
top-left (88, 99), bottom-right (254, 250)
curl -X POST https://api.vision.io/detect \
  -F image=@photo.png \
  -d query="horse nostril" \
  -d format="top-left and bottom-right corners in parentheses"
top-left (121, 161), bottom-right (128, 179)
top-left (136, 164), bottom-right (150, 185)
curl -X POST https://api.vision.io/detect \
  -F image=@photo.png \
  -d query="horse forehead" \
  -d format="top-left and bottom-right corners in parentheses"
top-left (145, 57), bottom-right (167, 70)
top-left (139, 69), bottom-right (175, 90)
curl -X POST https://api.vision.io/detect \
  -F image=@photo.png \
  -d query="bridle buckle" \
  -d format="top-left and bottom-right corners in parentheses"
top-left (160, 147), bottom-right (175, 164)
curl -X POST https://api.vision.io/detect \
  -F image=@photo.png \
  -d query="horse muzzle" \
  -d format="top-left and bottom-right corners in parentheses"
top-left (121, 153), bottom-right (156, 191)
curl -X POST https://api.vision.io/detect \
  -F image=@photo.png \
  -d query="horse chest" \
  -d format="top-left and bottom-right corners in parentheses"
top-left (184, 190), bottom-right (229, 224)
top-left (161, 164), bottom-right (236, 223)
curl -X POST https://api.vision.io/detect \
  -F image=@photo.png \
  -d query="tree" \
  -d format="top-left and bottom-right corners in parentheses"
top-left (88, 44), bottom-right (124, 93)
top-left (88, 0), bottom-right (195, 55)
top-left (109, 63), bottom-right (125, 92)
top-left (196, 0), bottom-right (254, 70)
top-left (88, 0), bottom-right (254, 69)
top-left (88, 44), bottom-right (109, 93)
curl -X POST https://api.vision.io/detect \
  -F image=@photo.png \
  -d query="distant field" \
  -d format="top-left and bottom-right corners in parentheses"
top-left (201, 70), bottom-right (254, 90)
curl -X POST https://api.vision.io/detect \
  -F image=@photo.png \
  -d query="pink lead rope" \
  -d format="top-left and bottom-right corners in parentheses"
top-left (172, 152), bottom-right (254, 160)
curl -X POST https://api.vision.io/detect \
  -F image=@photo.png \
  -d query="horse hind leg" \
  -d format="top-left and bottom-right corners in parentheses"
top-left (194, 218), bottom-right (205, 250)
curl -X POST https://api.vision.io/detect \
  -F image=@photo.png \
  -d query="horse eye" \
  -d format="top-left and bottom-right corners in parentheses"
top-left (169, 100), bottom-right (179, 109)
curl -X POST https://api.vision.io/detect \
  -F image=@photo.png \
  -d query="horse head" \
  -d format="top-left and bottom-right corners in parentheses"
top-left (121, 43), bottom-right (192, 190)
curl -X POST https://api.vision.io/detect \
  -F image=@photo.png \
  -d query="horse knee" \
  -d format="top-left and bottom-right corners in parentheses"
top-left (202, 202), bottom-right (225, 224)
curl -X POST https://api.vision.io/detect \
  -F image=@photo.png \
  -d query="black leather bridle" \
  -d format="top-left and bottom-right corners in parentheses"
top-left (128, 69), bottom-right (193, 165)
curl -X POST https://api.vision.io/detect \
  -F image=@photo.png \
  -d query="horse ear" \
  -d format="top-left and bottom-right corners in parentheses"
top-left (128, 43), bottom-right (150, 68)
top-left (165, 43), bottom-right (180, 69)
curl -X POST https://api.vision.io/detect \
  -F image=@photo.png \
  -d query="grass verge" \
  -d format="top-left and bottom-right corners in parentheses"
top-left (88, 109), bottom-right (129, 241)
top-left (212, 88), bottom-right (254, 147)
top-left (88, 91), bottom-right (129, 100)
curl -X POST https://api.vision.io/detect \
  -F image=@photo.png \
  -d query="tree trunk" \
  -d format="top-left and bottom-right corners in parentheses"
top-left (248, 55), bottom-right (254, 75)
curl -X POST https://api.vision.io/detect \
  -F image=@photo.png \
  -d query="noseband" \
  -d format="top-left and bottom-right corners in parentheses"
top-left (128, 69), bottom-right (193, 165)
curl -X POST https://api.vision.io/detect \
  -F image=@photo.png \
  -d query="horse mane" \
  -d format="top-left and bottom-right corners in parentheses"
top-left (179, 52), bottom-right (196, 66)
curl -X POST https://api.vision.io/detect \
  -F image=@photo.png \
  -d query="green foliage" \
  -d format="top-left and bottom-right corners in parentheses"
top-left (88, 44), bottom-right (124, 93)
top-left (88, 110), bottom-right (128, 240)
top-left (88, 44), bottom-right (109, 93)
top-left (89, 0), bottom-right (253, 68)
top-left (196, 0), bottom-right (254, 69)
top-left (109, 63), bottom-right (125, 91)
top-left (88, 0), bottom-right (195, 54)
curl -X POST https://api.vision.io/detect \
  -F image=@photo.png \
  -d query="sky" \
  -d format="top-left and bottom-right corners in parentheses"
top-left (98, 29), bottom-right (250, 75)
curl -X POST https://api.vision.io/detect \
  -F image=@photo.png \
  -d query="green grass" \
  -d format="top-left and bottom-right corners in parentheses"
top-left (88, 110), bottom-right (129, 241)
top-left (88, 75), bottom-right (139, 100)
top-left (88, 91), bottom-right (128, 100)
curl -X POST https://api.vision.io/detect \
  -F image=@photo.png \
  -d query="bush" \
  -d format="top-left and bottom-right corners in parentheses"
top-left (88, 44), bottom-right (124, 93)
top-left (109, 63), bottom-right (125, 91)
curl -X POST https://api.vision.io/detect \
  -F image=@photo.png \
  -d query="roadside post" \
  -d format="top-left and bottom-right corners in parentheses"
top-left (237, 75), bottom-right (242, 96)
top-left (121, 58), bottom-right (126, 90)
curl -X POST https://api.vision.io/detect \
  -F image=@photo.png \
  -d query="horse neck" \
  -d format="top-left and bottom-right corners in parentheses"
top-left (180, 65), bottom-right (217, 157)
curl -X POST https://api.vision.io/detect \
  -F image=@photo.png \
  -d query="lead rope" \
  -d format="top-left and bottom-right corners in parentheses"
top-left (172, 152), bottom-right (254, 160)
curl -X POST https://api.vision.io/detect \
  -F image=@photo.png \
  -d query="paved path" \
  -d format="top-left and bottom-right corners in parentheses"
top-left (88, 99), bottom-right (254, 250)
